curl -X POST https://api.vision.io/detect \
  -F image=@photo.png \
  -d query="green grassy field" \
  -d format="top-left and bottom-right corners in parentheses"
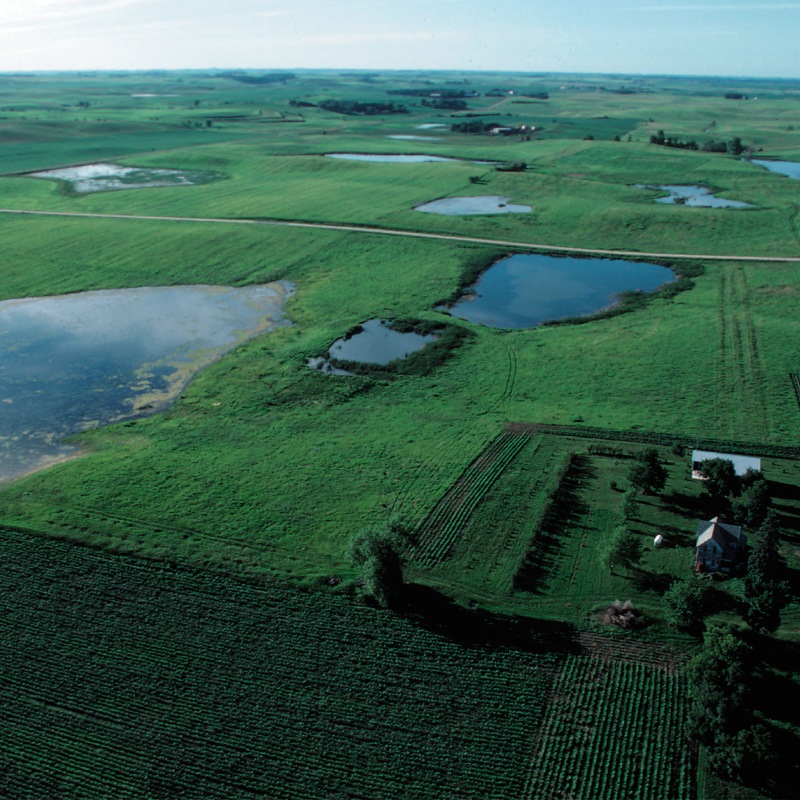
top-left (1, 69), bottom-right (799, 799)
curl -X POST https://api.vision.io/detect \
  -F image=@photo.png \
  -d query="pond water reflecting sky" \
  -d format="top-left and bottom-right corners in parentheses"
top-left (443, 254), bottom-right (673, 329)
top-left (0, 282), bottom-right (292, 481)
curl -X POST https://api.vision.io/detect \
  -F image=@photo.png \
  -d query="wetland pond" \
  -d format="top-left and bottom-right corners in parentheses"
top-left (415, 196), bottom-right (532, 215)
top-left (0, 282), bottom-right (293, 481)
top-left (29, 163), bottom-right (223, 193)
top-left (443, 254), bottom-right (674, 329)
top-left (750, 159), bottom-right (800, 179)
top-left (634, 184), bottom-right (753, 208)
top-left (308, 319), bottom-right (437, 374)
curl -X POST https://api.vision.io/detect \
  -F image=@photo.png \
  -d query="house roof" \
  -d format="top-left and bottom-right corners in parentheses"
top-left (691, 450), bottom-right (761, 476)
top-left (696, 516), bottom-right (746, 556)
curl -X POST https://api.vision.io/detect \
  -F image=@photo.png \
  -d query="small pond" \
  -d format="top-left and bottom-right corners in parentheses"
top-left (28, 162), bottom-right (223, 193)
top-left (634, 184), bottom-right (753, 208)
top-left (308, 319), bottom-right (437, 374)
top-left (415, 195), bottom-right (532, 215)
top-left (387, 135), bottom-right (443, 142)
top-left (750, 159), bottom-right (800, 179)
top-left (0, 282), bottom-right (293, 481)
top-left (442, 254), bottom-right (674, 329)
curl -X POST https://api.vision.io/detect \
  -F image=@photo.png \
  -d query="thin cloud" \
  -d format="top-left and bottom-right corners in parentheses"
top-left (629, 3), bottom-right (800, 9)
top-left (0, 0), bottom-right (152, 25)
top-left (278, 30), bottom-right (465, 46)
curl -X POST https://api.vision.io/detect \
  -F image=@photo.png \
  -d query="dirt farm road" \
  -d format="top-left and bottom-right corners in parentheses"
top-left (2, 207), bottom-right (799, 263)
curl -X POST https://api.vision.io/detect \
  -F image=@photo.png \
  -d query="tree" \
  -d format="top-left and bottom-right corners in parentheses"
top-left (699, 458), bottom-right (738, 499)
top-left (663, 576), bottom-right (709, 629)
top-left (627, 448), bottom-right (667, 495)
top-left (348, 526), bottom-right (407, 608)
top-left (743, 580), bottom-right (788, 633)
top-left (746, 509), bottom-right (780, 591)
top-left (686, 624), bottom-right (751, 742)
top-left (727, 136), bottom-right (745, 155)
top-left (731, 477), bottom-right (770, 527)
top-left (363, 548), bottom-right (403, 609)
top-left (600, 525), bottom-right (642, 575)
top-left (622, 488), bottom-right (638, 520)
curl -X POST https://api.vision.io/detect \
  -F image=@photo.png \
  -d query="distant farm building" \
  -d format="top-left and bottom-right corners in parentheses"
top-left (691, 450), bottom-right (761, 480)
top-left (695, 516), bottom-right (747, 574)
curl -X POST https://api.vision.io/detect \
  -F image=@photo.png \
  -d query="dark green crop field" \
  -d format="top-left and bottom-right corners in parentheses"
top-left (0, 525), bottom-right (693, 800)
top-left (1, 69), bottom-right (799, 799)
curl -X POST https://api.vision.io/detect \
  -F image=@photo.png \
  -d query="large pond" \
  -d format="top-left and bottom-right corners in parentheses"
top-left (324, 153), bottom-right (495, 166)
top-left (751, 159), bottom-right (800, 179)
top-left (28, 163), bottom-right (223, 193)
top-left (634, 184), bottom-right (753, 208)
top-left (415, 195), bottom-right (532, 215)
top-left (442, 254), bottom-right (674, 329)
top-left (0, 282), bottom-right (293, 481)
top-left (308, 319), bottom-right (437, 374)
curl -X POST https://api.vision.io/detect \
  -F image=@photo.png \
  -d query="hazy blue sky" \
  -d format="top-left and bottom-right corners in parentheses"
top-left (0, 0), bottom-right (797, 78)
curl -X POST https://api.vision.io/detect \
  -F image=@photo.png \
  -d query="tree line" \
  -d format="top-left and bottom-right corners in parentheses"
top-left (318, 99), bottom-right (409, 116)
top-left (649, 130), bottom-right (747, 155)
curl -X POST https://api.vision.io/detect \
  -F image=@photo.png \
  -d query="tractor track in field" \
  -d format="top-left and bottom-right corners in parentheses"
top-left (391, 346), bottom-right (517, 525)
top-left (790, 204), bottom-right (800, 247)
top-left (789, 372), bottom-right (800, 412)
top-left (717, 266), bottom-right (768, 438)
top-left (2, 207), bottom-right (800, 262)
top-left (46, 504), bottom-right (274, 554)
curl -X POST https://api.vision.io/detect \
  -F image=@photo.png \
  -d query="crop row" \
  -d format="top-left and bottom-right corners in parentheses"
top-left (412, 431), bottom-right (532, 566)
top-left (790, 372), bottom-right (800, 411)
top-left (522, 655), bottom-right (694, 800)
top-left (0, 526), bottom-right (563, 800)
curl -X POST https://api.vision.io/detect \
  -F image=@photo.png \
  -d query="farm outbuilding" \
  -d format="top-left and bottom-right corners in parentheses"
top-left (695, 516), bottom-right (747, 574)
top-left (691, 450), bottom-right (761, 480)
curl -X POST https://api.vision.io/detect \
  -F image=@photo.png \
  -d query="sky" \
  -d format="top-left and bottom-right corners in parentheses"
top-left (0, 0), bottom-right (798, 78)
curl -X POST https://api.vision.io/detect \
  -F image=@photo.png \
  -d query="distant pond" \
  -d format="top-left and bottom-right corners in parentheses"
top-left (442, 254), bottom-right (674, 329)
top-left (387, 135), bottom-right (443, 142)
top-left (634, 184), bottom-right (753, 208)
top-left (415, 196), bottom-right (532, 215)
top-left (0, 282), bottom-right (293, 481)
top-left (325, 153), bottom-right (459, 163)
top-left (308, 319), bottom-right (437, 374)
top-left (324, 153), bottom-right (495, 165)
top-left (750, 159), bottom-right (800, 179)
top-left (28, 163), bottom-right (224, 193)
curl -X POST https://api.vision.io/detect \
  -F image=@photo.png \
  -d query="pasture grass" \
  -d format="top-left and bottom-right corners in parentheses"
top-left (0, 211), bottom-right (798, 595)
top-left (1, 137), bottom-right (797, 258)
